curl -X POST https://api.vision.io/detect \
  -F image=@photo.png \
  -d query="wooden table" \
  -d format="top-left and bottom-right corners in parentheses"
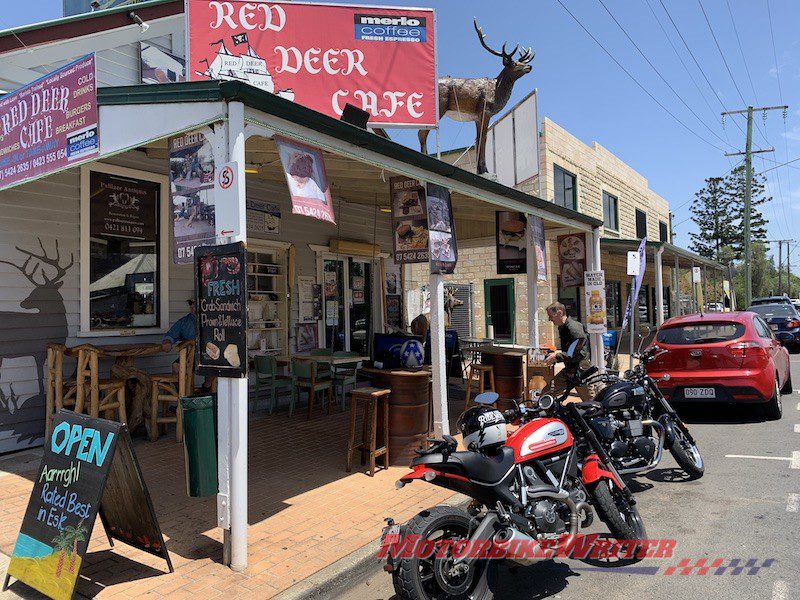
top-left (275, 354), bottom-right (369, 366)
top-left (66, 343), bottom-right (170, 434)
top-left (360, 366), bottom-right (432, 466)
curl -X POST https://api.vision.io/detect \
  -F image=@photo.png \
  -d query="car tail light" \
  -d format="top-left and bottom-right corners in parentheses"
top-left (729, 341), bottom-right (765, 357)
top-left (788, 320), bottom-right (800, 328)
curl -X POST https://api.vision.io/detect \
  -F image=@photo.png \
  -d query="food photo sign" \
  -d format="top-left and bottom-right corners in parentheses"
top-left (496, 211), bottom-right (527, 274)
top-left (195, 242), bottom-right (248, 377)
top-left (187, 1), bottom-right (437, 127)
top-left (557, 233), bottom-right (586, 288)
top-left (390, 176), bottom-right (429, 263)
top-left (426, 183), bottom-right (457, 274)
top-left (0, 54), bottom-right (98, 191)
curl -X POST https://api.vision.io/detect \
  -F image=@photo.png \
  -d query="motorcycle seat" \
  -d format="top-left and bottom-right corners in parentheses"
top-left (411, 446), bottom-right (516, 484)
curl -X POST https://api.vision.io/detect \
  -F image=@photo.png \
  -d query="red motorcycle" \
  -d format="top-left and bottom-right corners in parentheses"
top-left (384, 343), bottom-right (646, 600)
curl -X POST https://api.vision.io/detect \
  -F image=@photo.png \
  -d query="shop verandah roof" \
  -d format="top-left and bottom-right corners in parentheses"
top-left (91, 80), bottom-right (602, 235)
top-left (600, 237), bottom-right (726, 271)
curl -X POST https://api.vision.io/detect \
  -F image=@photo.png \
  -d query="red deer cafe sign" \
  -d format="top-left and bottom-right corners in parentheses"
top-left (187, 1), bottom-right (437, 127)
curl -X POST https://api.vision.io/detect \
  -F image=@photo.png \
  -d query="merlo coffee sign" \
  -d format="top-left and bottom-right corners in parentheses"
top-left (0, 54), bottom-right (99, 191)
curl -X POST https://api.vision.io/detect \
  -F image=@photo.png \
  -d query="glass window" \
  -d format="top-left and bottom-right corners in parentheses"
top-left (605, 281), bottom-right (622, 328)
top-left (602, 192), bottom-right (619, 231)
top-left (635, 209), bottom-right (647, 239)
top-left (748, 304), bottom-right (798, 318)
top-left (87, 170), bottom-right (161, 330)
top-left (753, 317), bottom-right (775, 340)
top-left (656, 322), bottom-right (745, 344)
top-left (659, 221), bottom-right (669, 242)
top-left (554, 165), bottom-right (577, 210)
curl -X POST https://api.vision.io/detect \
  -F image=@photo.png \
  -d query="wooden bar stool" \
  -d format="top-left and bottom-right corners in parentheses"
top-left (150, 340), bottom-right (195, 442)
top-left (464, 364), bottom-right (495, 410)
top-left (85, 346), bottom-right (128, 424)
top-left (346, 387), bottom-right (391, 476)
top-left (45, 343), bottom-right (86, 439)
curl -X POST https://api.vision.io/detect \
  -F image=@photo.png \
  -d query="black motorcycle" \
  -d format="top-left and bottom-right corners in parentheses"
top-left (577, 344), bottom-right (704, 480)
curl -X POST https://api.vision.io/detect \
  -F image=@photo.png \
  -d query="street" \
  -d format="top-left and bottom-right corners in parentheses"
top-left (338, 354), bottom-right (800, 600)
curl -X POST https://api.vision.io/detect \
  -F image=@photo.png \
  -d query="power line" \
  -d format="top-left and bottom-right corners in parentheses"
top-left (724, 0), bottom-right (758, 104)
top-left (595, 0), bottom-right (735, 149)
top-left (759, 155), bottom-right (800, 174)
top-left (554, 0), bottom-right (728, 153)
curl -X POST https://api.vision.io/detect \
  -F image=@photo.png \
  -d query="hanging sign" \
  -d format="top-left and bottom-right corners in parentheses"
top-left (390, 176), bottom-right (429, 264)
top-left (557, 233), bottom-right (587, 288)
top-left (529, 215), bottom-right (547, 281)
top-left (89, 171), bottom-right (158, 242)
top-left (621, 237), bottom-right (647, 331)
top-left (4, 412), bottom-right (171, 600)
top-left (584, 270), bottom-right (607, 334)
top-left (195, 242), bottom-right (248, 377)
top-left (246, 198), bottom-right (281, 235)
top-left (386, 294), bottom-right (401, 328)
top-left (169, 130), bottom-right (216, 264)
top-left (0, 54), bottom-right (99, 192)
top-left (274, 136), bottom-right (336, 224)
top-left (297, 275), bottom-right (316, 323)
top-left (187, 1), bottom-right (437, 127)
top-left (427, 183), bottom-right (457, 274)
top-left (214, 161), bottom-right (242, 239)
top-left (692, 266), bottom-right (702, 283)
top-left (496, 211), bottom-right (527, 274)
top-left (626, 251), bottom-right (640, 276)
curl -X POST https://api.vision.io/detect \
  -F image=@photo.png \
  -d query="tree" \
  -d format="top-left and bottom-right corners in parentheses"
top-left (689, 176), bottom-right (737, 260)
top-left (725, 165), bottom-right (769, 258)
top-left (51, 530), bottom-right (70, 578)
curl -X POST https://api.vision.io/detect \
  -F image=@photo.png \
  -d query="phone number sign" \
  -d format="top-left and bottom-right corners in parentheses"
top-left (0, 54), bottom-right (99, 191)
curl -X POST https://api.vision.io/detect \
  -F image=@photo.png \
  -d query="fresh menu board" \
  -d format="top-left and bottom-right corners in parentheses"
top-left (195, 242), bottom-right (248, 377)
top-left (5, 412), bottom-right (170, 600)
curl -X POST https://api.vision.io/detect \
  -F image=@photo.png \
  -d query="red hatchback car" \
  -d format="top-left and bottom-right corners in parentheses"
top-left (646, 311), bottom-right (791, 419)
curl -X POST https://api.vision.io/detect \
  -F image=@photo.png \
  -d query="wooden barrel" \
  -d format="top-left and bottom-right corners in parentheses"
top-left (361, 367), bottom-right (431, 466)
top-left (481, 352), bottom-right (524, 405)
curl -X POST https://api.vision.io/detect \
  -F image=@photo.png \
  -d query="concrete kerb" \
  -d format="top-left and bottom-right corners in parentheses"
top-left (273, 493), bottom-right (471, 600)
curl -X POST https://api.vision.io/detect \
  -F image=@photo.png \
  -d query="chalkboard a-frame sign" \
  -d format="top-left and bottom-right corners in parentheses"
top-left (4, 411), bottom-right (171, 600)
top-left (195, 241), bottom-right (249, 378)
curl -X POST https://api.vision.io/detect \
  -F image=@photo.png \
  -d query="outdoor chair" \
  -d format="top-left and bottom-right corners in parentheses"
top-left (44, 343), bottom-right (85, 439)
top-left (290, 357), bottom-right (334, 420)
top-left (332, 351), bottom-right (362, 410)
top-left (149, 340), bottom-right (195, 442)
top-left (253, 355), bottom-right (292, 413)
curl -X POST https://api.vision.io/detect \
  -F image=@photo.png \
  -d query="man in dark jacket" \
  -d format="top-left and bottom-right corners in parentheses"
top-left (542, 302), bottom-right (592, 401)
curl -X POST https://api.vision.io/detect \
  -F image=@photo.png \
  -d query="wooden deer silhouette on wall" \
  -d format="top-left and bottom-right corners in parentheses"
top-left (419, 20), bottom-right (534, 174)
top-left (0, 239), bottom-right (72, 450)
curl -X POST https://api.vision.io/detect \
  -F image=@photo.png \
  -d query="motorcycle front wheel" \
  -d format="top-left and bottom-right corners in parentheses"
top-left (589, 480), bottom-right (647, 541)
top-left (667, 418), bottom-right (704, 479)
top-left (392, 505), bottom-right (496, 600)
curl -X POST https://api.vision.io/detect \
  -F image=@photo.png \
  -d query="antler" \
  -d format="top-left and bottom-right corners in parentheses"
top-left (518, 47), bottom-right (535, 64)
top-left (474, 20), bottom-right (523, 61)
top-left (14, 239), bottom-right (74, 286)
top-left (0, 252), bottom-right (41, 285)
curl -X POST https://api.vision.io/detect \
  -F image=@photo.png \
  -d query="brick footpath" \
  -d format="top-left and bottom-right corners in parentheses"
top-left (0, 404), bottom-right (455, 599)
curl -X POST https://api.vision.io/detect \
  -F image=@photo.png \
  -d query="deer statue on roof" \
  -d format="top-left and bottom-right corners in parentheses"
top-left (419, 20), bottom-right (534, 175)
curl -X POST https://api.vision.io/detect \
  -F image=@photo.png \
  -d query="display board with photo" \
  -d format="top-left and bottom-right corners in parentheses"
top-left (496, 211), bottom-right (527, 274)
top-left (275, 136), bottom-right (336, 224)
top-left (390, 176), bottom-right (429, 264)
top-left (169, 131), bottom-right (216, 264)
top-left (426, 183), bottom-right (457, 274)
top-left (557, 233), bottom-right (587, 288)
top-left (246, 198), bottom-right (281, 235)
top-left (140, 42), bottom-right (186, 84)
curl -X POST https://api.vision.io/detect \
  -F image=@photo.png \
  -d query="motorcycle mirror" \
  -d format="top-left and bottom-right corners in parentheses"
top-left (473, 391), bottom-right (500, 406)
top-left (638, 324), bottom-right (652, 337)
top-left (538, 395), bottom-right (555, 410)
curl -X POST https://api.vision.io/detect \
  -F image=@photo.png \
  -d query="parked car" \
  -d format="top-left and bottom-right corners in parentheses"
top-left (646, 312), bottom-right (791, 419)
top-left (705, 302), bottom-right (724, 312)
top-left (746, 303), bottom-right (800, 352)
top-left (750, 295), bottom-right (793, 306)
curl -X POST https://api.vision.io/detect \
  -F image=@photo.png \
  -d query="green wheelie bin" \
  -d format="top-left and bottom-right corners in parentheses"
top-left (181, 393), bottom-right (218, 497)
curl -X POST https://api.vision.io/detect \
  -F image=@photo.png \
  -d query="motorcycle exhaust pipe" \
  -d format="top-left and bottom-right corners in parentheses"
top-left (616, 420), bottom-right (666, 475)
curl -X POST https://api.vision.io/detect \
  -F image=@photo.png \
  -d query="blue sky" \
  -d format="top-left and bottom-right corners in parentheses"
top-left (3, 1), bottom-right (799, 260)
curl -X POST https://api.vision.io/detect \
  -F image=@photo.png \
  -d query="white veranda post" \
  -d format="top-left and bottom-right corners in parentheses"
top-left (429, 273), bottom-right (450, 436)
top-left (526, 215), bottom-right (539, 348)
top-left (589, 227), bottom-right (605, 372)
top-left (655, 247), bottom-right (665, 326)
top-left (216, 101), bottom-right (248, 572)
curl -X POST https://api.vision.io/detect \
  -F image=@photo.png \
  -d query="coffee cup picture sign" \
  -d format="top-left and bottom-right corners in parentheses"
top-left (195, 242), bottom-right (248, 377)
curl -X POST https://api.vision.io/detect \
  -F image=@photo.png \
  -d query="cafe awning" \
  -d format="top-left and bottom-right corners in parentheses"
top-left (600, 238), bottom-right (727, 271)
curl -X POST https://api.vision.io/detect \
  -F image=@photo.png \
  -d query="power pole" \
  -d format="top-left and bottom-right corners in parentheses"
top-left (778, 240), bottom-right (783, 293)
top-left (765, 239), bottom-right (794, 296)
top-left (788, 243), bottom-right (793, 298)
top-left (722, 104), bottom-right (787, 307)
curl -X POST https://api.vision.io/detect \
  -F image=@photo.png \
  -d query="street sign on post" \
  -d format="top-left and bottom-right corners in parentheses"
top-left (215, 161), bottom-right (241, 239)
top-left (692, 266), bottom-right (701, 283)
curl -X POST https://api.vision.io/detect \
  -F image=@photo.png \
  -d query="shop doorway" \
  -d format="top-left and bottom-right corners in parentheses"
top-left (321, 256), bottom-right (375, 354)
top-left (484, 278), bottom-right (514, 342)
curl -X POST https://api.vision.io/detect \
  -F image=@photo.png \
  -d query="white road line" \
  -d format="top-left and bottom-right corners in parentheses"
top-left (796, 401), bottom-right (800, 410)
top-left (725, 454), bottom-right (792, 461)
top-left (773, 580), bottom-right (788, 600)
top-left (787, 494), bottom-right (800, 513)
top-left (793, 451), bottom-right (800, 470)
top-left (795, 424), bottom-right (800, 433)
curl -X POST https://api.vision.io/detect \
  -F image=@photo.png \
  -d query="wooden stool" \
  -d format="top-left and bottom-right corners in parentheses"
top-left (150, 341), bottom-right (195, 442)
top-left (346, 387), bottom-right (391, 476)
top-left (45, 343), bottom-right (84, 439)
top-left (85, 347), bottom-right (127, 424)
top-left (464, 364), bottom-right (495, 410)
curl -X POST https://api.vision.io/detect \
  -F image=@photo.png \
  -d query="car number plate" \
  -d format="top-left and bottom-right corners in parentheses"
top-left (770, 324), bottom-right (779, 331)
top-left (685, 387), bottom-right (715, 398)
